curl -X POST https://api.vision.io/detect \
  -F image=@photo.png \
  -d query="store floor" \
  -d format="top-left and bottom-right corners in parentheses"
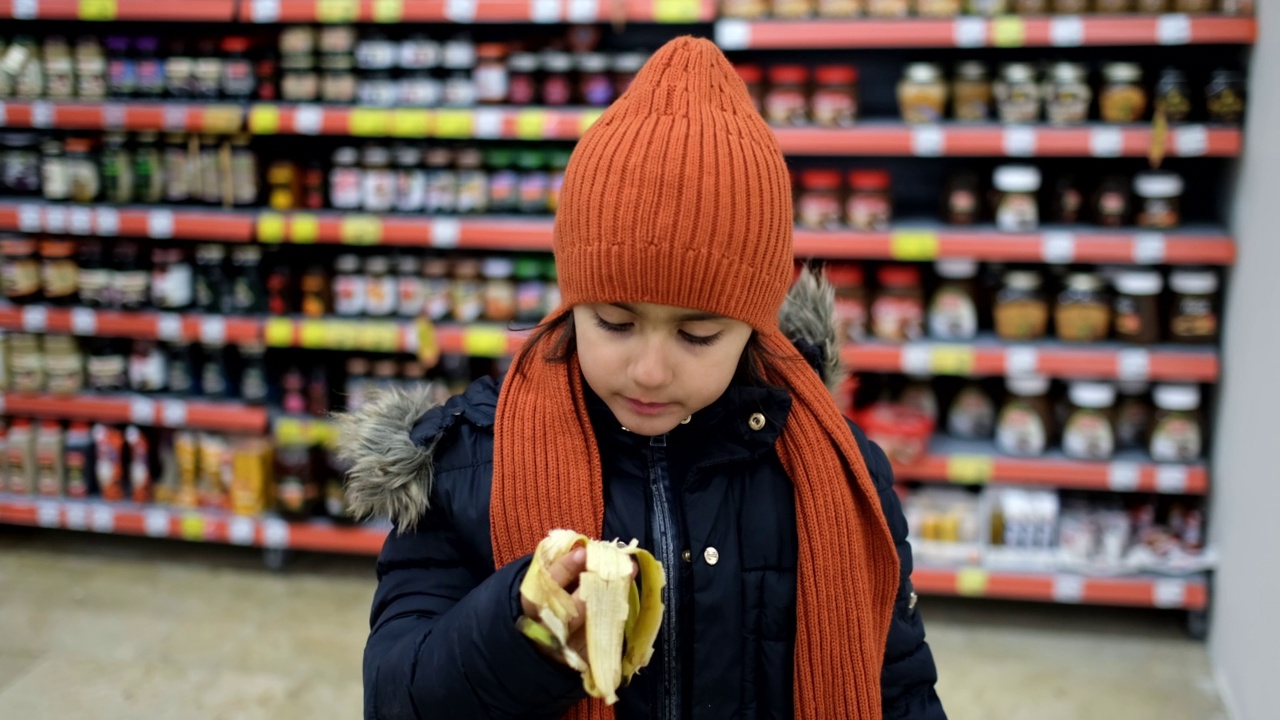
top-left (0, 528), bottom-right (1227, 720)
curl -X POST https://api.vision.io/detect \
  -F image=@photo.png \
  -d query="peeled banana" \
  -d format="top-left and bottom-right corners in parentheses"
top-left (519, 529), bottom-right (666, 705)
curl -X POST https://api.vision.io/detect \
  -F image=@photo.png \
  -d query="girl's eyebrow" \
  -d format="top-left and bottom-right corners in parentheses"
top-left (609, 303), bottom-right (722, 323)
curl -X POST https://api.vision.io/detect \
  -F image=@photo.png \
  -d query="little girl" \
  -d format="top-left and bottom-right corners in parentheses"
top-left (340, 36), bottom-right (945, 720)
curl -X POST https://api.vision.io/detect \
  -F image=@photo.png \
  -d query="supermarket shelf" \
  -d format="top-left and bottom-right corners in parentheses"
top-left (0, 495), bottom-right (387, 555)
top-left (894, 437), bottom-right (1208, 495)
top-left (0, 392), bottom-right (268, 433)
top-left (264, 317), bottom-right (526, 355)
top-left (238, 0), bottom-right (715, 23)
top-left (0, 0), bottom-right (236, 20)
top-left (0, 101), bottom-right (245, 134)
top-left (0, 201), bottom-right (255, 242)
top-left (844, 339), bottom-right (1219, 383)
top-left (0, 306), bottom-right (263, 344)
top-left (714, 14), bottom-right (1257, 50)
top-left (912, 565), bottom-right (1208, 610)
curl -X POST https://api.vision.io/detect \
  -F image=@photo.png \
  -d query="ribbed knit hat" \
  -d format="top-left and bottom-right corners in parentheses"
top-left (490, 37), bottom-right (899, 720)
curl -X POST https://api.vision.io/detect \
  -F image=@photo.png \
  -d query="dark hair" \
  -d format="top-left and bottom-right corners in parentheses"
top-left (510, 311), bottom-right (788, 388)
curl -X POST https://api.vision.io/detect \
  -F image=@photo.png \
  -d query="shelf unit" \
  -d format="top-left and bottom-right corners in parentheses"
top-left (236, 0), bottom-right (717, 23)
top-left (0, 0), bottom-right (237, 20)
top-left (0, 392), bottom-right (268, 432)
top-left (911, 565), bottom-right (1207, 610)
top-left (0, 306), bottom-right (263, 344)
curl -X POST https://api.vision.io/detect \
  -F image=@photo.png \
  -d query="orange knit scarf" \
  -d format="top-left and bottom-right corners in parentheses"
top-left (490, 324), bottom-right (900, 719)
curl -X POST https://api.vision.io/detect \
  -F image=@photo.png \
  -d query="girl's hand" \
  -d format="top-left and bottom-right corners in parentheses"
top-left (519, 547), bottom-right (639, 667)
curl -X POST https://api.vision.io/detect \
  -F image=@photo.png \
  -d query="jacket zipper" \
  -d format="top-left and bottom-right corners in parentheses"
top-left (647, 434), bottom-right (680, 720)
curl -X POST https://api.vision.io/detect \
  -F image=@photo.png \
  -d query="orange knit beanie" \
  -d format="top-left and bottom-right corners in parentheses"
top-left (490, 37), bottom-right (899, 719)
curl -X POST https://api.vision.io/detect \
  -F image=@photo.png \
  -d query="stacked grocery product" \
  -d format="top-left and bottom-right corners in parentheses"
top-left (722, 0), bottom-right (1252, 20)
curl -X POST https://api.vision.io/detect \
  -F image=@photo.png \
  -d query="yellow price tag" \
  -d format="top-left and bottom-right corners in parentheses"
top-left (300, 321), bottom-right (330, 349)
top-left (290, 214), bottom-right (319, 244)
top-left (340, 215), bottom-right (383, 245)
top-left (316, 0), bottom-right (359, 22)
top-left (956, 568), bottom-right (989, 597)
top-left (264, 318), bottom-right (295, 347)
top-left (930, 345), bottom-right (975, 376)
top-left (653, 0), bottom-right (701, 22)
top-left (579, 109), bottom-right (605, 136)
top-left (308, 420), bottom-right (338, 446)
top-left (202, 106), bottom-right (242, 134)
top-left (180, 514), bottom-right (206, 541)
top-left (890, 231), bottom-right (940, 261)
top-left (248, 105), bottom-right (281, 135)
top-left (434, 110), bottom-right (474, 139)
top-left (79, 0), bottom-right (117, 20)
top-left (320, 321), bottom-right (351, 350)
top-left (946, 455), bottom-right (994, 485)
top-left (257, 212), bottom-right (286, 243)
top-left (416, 318), bottom-right (441, 368)
top-left (992, 16), bottom-right (1026, 47)
top-left (354, 323), bottom-right (398, 352)
top-left (275, 418), bottom-right (305, 445)
top-left (464, 327), bottom-right (509, 357)
top-left (515, 110), bottom-right (547, 140)
top-left (391, 110), bottom-right (432, 138)
top-left (350, 109), bottom-right (391, 137)
top-left (373, 0), bottom-right (404, 21)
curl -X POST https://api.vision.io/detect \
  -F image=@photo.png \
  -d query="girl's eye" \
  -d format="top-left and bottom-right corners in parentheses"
top-left (594, 315), bottom-right (632, 334)
top-left (680, 330), bottom-right (722, 347)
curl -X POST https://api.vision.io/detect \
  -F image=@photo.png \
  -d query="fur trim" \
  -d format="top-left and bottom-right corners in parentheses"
top-left (778, 267), bottom-right (844, 394)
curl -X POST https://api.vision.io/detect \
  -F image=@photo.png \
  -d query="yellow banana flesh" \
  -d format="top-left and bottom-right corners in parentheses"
top-left (519, 529), bottom-right (666, 705)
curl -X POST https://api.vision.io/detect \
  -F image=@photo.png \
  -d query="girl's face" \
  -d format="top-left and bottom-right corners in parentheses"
top-left (573, 302), bottom-right (754, 437)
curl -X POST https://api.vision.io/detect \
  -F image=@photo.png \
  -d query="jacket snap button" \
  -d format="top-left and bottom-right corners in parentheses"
top-left (703, 547), bottom-right (720, 566)
top-left (681, 549), bottom-right (692, 562)
top-left (748, 413), bottom-right (766, 431)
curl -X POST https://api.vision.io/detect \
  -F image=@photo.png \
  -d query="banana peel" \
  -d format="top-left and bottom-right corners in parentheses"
top-left (519, 529), bottom-right (666, 705)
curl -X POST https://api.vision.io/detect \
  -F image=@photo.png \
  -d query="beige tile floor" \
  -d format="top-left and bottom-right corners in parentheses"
top-left (0, 527), bottom-right (1227, 720)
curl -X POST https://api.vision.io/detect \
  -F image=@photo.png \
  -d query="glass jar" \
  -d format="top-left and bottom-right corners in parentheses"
top-left (765, 66), bottom-right (809, 127)
top-left (996, 375), bottom-right (1052, 458)
top-left (948, 382), bottom-right (996, 440)
top-left (898, 63), bottom-right (948, 124)
top-left (1133, 171), bottom-right (1184, 229)
top-left (1045, 62), bottom-right (1091, 126)
top-left (329, 146), bottom-right (363, 210)
top-left (456, 147), bottom-right (488, 214)
top-left (1135, 0), bottom-right (1167, 10)
top-left (827, 263), bottom-right (868, 343)
top-left (486, 149), bottom-right (518, 213)
top-left (2, 237), bottom-right (41, 302)
top-left (952, 61), bottom-right (991, 122)
top-left (798, 170), bottom-right (843, 230)
top-left (1206, 69), bottom-right (1246, 124)
top-left (944, 173), bottom-right (982, 225)
top-left (1112, 270), bottom-right (1163, 344)
top-left (1168, 270), bottom-right (1219, 344)
top-left (929, 259), bottom-right (979, 340)
top-left (812, 65), bottom-right (858, 127)
top-left (1052, 175), bottom-right (1084, 224)
top-left (220, 36), bottom-right (255, 100)
top-left (452, 258), bottom-right (485, 323)
top-left (393, 145), bottom-right (427, 213)
top-left (399, 34), bottom-right (440, 70)
top-left (867, 0), bottom-right (911, 14)
top-left (300, 264), bottom-right (330, 317)
top-left (540, 52), bottom-right (574, 106)
top-left (819, 0), bottom-right (863, 16)
top-left (736, 65), bottom-right (765, 113)
top-left (915, 0), bottom-right (964, 15)
top-left (64, 138), bottom-right (100, 203)
top-left (482, 257), bottom-right (517, 323)
top-left (1100, 63), bottom-right (1147, 123)
top-left (41, 139), bottom-right (70, 202)
top-left (1052, 0), bottom-right (1088, 10)
top-left (773, 0), bottom-right (816, 19)
top-left (967, 0), bottom-right (1009, 14)
top-left (507, 53), bottom-right (539, 105)
top-left (361, 145), bottom-right (396, 214)
top-left (332, 253), bottom-right (366, 317)
top-left (1094, 0), bottom-right (1133, 11)
top-left (133, 132), bottom-right (163, 203)
top-left (579, 53), bottom-right (614, 107)
top-left (1063, 382), bottom-right (1117, 461)
top-left (1055, 272), bottom-right (1111, 343)
top-left (422, 257), bottom-right (453, 322)
top-left (872, 265), bottom-right (925, 342)
top-left (281, 55), bottom-right (319, 103)
top-left (1094, 175), bottom-right (1132, 227)
top-left (1114, 381), bottom-right (1153, 451)
top-left (1150, 384), bottom-right (1202, 463)
top-left (1014, 0), bottom-right (1049, 9)
top-left (102, 132), bottom-right (134, 204)
top-left (1173, 0), bottom-right (1215, 11)
top-left (396, 255), bottom-right (424, 318)
top-left (516, 151), bottom-right (549, 214)
top-left (41, 239), bottom-right (79, 305)
top-left (994, 63), bottom-right (1041, 124)
top-left (1154, 68), bottom-right (1192, 124)
top-left (359, 72), bottom-right (399, 107)
top-left (846, 171), bottom-right (892, 231)
top-left (1, 133), bottom-right (42, 195)
top-left (992, 164), bottom-right (1041, 232)
top-left (723, 0), bottom-right (771, 17)
top-left (612, 53), bottom-right (646, 97)
top-left (364, 255), bottom-right (397, 317)
top-left (425, 147), bottom-right (458, 215)
top-left (994, 269), bottom-right (1049, 341)
top-left (321, 54), bottom-right (358, 104)
top-left (355, 32), bottom-right (397, 71)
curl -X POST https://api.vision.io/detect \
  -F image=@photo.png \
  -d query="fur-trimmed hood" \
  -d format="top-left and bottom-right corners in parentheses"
top-left (335, 268), bottom-right (843, 531)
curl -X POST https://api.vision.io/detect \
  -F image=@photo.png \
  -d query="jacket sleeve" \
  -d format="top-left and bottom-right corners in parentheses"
top-left (847, 420), bottom-right (948, 720)
top-left (363, 472), bottom-right (586, 719)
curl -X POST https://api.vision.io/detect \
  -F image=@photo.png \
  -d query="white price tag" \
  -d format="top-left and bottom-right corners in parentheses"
top-left (1049, 16), bottom-right (1084, 47)
top-left (36, 501), bottom-right (60, 528)
top-left (229, 516), bottom-right (257, 546)
top-left (1155, 465), bottom-right (1189, 494)
top-left (1041, 232), bottom-right (1076, 264)
top-left (901, 345), bottom-right (931, 376)
top-left (30, 101), bottom-right (54, 129)
top-left (953, 17), bottom-right (987, 48)
top-left (1003, 126), bottom-right (1037, 157)
top-left (1157, 14), bottom-right (1193, 45)
top-left (431, 218), bottom-right (461, 249)
top-left (1089, 127), bottom-right (1124, 158)
top-left (21, 306), bottom-right (47, 333)
top-left (156, 313), bottom-right (183, 342)
top-left (160, 400), bottom-right (188, 428)
top-left (1174, 126), bottom-right (1208, 157)
top-left (472, 108), bottom-right (503, 139)
top-left (293, 104), bottom-right (323, 135)
top-left (445, 0), bottom-right (477, 22)
top-left (163, 105), bottom-right (187, 131)
top-left (70, 308), bottom-right (97, 336)
top-left (1052, 574), bottom-right (1085, 603)
top-left (12, 0), bottom-right (39, 20)
top-left (567, 0), bottom-right (598, 21)
top-left (715, 20), bottom-right (752, 52)
top-left (43, 206), bottom-right (67, 234)
top-left (129, 397), bottom-right (157, 425)
top-left (250, 0), bottom-right (281, 22)
top-left (1118, 349), bottom-right (1151, 381)
top-left (911, 126), bottom-right (945, 157)
top-left (144, 508), bottom-right (171, 537)
top-left (1133, 233), bottom-right (1167, 265)
top-left (1004, 347), bottom-right (1038, 377)
top-left (531, 0), bottom-right (561, 23)
top-left (147, 210), bottom-right (175, 239)
top-left (1107, 462), bottom-right (1141, 492)
top-left (262, 518), bottom-right (291, 549)
top-left (95, 207), bottom-right (119, 236)
top-left (400, 324), bottom-right (419, 354)
top-left (199, 316), bottom-right (226, 345)
top-left (68, 207), bottom-right (93, 236)
top-left (18, 204), bottom-right (42, 232)
top-left (90, 505), bottom-right (115, 533)
top-left (1153, 578), bottom-right (1188, 608)
top-left (103, 103), bottom-right (127, 129)
top-left (64, 503), bottom-right (88, 531)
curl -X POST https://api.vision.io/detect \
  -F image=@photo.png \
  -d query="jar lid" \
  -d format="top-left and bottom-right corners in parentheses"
top-left (577, 52), bottom-right (609, 73)
top-left (1065, 272), bottom-right (1104, 291)
top-left (801, 169), bottom-right (841, 190)
top-left (1050, 62), bottom-right (1086, 83)
top-left (1001, 63), bottom-right (1036, 83)
top-left (508, 52), bottom-right (539, 72)
top-left (1159, 67), bottom-right (1187, 83)
top-left (397, 254), bottom-right (422, 273)
top-left (233, 245), bottom-right (262, 263)
top-left (332, 146), bottom-right (359, 165)
top-left (486, 148), bottom-right (514, 168)
top-left (514, 257), bottom-right (544, 279)
top-left (815, 65), bottom-right (857, 85)
top-left (955, 61), bottom-right (987, 81)
top-left (1069, 381), bottom-right (1116, 409)
top-left (335, 253), bottom-right (361, 272)
top-left (1006, 375), bottom-right (1050, 397)
top-left (878, 265), bottom-right (921, 288)
top-left (1211, 68), bottom-right (1243, 83)
top-left (1153, 383), bottom-right (1201, 411)
top-left (1116, 381), bottom-right (1149, 396)
top-left (281, 53), bottom-right (316, 70)
top-left (824, 263), bottom-right (865, 287)
top-left (1133, 171), bottom-right (1184, 199)
top-left (612, 52), bottom-right (648, 73)
top-left (1003, 269), bottom-right (1042, 290)
top-left (547, 150), bottom-right (572, 170)
top-left (541, 51), bottom-right (573, 73)
top-left (221, 36), bottom-right (251, 54)
top-left (848, 170), bottom-right (890, 191)
top-left (476, 43), bottom-right (507, 60)
top-left (393, 144), bottom-right (423, 166)
top-left (362, 145), bottom-right (391, 166)
top-left (1113, 270), bottom-right (1163, 296)
top-left (1103, 62), bottom-right (1143, 83)
top-left (456, 147), bottom-right (484, 169)
top-left (364, 255), bottom-right (391, 274)
top-left (373, 359), bottom-right (400, 378)
top-left (1169, 269), bottom-right (1219, 295)
top-left (993, 165), bottom-right (1042, 193)
top-left (734, 64), bottom-right (763, 84)
top-left (904, 63), bottom-right (942, 83)
top-left (64, 137), bottom-right (93, 153)
top-left (197, 243), bottom-right (226, 260)
top-left (425, 147), bottom-right (454, 167)
top-left (768, 65), bottom-right (808, 84)
top-left (516, 150), bottom-right (544, 169)
top-left (482, 257), bottom-right (515, 278)
top-left (935, 258), bottom-right (979, 279)
top-left (347, 356), bottom-right (371, 374)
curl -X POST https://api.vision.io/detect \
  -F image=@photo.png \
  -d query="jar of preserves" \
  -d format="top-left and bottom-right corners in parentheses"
top-left (579, 53), bottom-right (614, 107)
top-left (332, 253), bottom-right (366, 317)
top-left (995, 269), bottom-right (1049, 340)
top-left (797, 170), bottom-right (843, 230)
top-left (948, 382), bottom-right (996, 440)
top-left (321, 55), bottom-right (358, 104)
top-left (1055, 272), bottom-right (1111, 343)
top-left (992, 164), bottom-right (1041, 232)
top-left (1133, 171), bottom-right (1183, 229)
top-left (456, 147), bottom-right (489, 214)
top-left (452, 257), bottom-right (485, 323)
top-left (41, 139), bottom-right (70, 202)
top-left (393, 145), bottom-right (427, 213)
top-left (944, 173), bottom-right (982, 225)
top-left (1155, 68), bottom-right (1192, 124)
top-left (867, 0), bottom-right (911, 14)
top-left (898, 63), bottom-right (948, 124)
top-left (846, 170), bottom-right (891, 231)
top-left (1150, 384), bottom-right (1202, 463)
top-left (540, 51), bottom-right (574, 106)
top-left (329, 146), bottom-right (363, 210)
top-left (2, 237), bottom-right (41, 302)
top-left (952, 61), bottom-right (991, 122)
top-left (1115, 382), bottom-right (1152, 450)
top-left (507, 53), bottom-right (539, 105)
top-left (474, 43), bottom-right (509, 105)
top-left (1045, 62), bottom-right (1091, 126)
top-left (1100, 63), bottom-right (1147, 123)
top-left (915, 0), bottom-right (963, 15)
top-left (280, 55), bottom-right (319, 103)
top-left (364, 255), bottom-right (397, 317)
top-left (818, 0), bottom-right (863, 16)
top-left (812, 65), bottom-right (858, 127)
top-left (928, 259), bottom-right (979, 340)
top-left (483, 257), bottom-right (517, 322)
top-left (723, 0), bottom-right (771, 17)
top-left (1206, 69), bottom-right (1246, 124)
top-left (996, 375), bottom-right (1052, 457)
top-left (1168, 269), bottom-right (1219, 344)
top-left (827, 263), bottom-right (868, 343)
top-left (773, 0), bottom-right (816, 19)
top-left (1062, 382), bottom-right (1117, 461)
top-left (40, 239), bottom-right (79, 305)
top-left (871, 265), bottom-right (925, 342)
top-left (1112, 270), bottom-right (1163, 344)
top-left (1093, 175), bottom-right (1132, 227)
top-left (765, 66), bottom-right (809, 126)
top-left (994, 63), bottom-right (1041, 124)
